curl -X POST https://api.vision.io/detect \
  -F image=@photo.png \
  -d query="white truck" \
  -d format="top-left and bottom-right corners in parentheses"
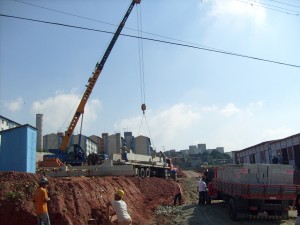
top-left (112, 150), bottom-right (177, 179)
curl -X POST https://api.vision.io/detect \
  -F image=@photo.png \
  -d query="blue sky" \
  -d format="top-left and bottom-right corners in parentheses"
top-left (1, 0), bottom-right (299, 152)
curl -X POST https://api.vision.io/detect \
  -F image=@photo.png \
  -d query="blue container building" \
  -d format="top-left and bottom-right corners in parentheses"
top-left (0, 124), bottom-right (37, 173)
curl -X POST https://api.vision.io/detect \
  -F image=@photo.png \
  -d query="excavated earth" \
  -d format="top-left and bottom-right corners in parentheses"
top-left (0, 171), bottom-right (185, 225)
top-left (1, 170), bottom-right (298, 225)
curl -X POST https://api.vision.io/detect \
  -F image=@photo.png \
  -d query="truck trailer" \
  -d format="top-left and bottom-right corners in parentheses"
top-left (37, 150), bottom-right (176, 179)
top-left (112, 150), bottom-right (176, 179)
top-left (207, 164), bottom-right (300, 220)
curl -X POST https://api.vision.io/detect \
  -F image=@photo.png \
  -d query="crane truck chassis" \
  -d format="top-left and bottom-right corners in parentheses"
top-left (37, 151), bottom-right (176, 179)
top-left (206, 164), bottom-right (300, 220)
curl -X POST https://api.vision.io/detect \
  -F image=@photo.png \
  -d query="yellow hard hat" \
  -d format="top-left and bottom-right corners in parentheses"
top-left (115, 190), bottom-right (125, 198)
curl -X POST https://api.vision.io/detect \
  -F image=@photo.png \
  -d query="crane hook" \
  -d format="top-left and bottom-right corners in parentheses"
top-left (141, 103), bottom-right (146, 114)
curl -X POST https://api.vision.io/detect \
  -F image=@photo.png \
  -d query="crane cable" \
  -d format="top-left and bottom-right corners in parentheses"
top-left (137, 5), bottom-right (146, 111)
top-left (136, 4), bottom-right (154, 147)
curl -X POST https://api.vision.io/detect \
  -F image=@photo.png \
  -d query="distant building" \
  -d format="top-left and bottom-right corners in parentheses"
top-left (123, 131), bottom-right (136, 151)
top-left (106, 133), bottom-right (122, 157)
top-left (197, 144), bottom-right (207, 153)
top-left (135, 135), bottom-right (152, 155)
top-left (43, 133), bottom-right (63, 150)
top-left (235, 133), bottom-right (300, 169)
top-left (216, 147), bottom-right (224, 153)
top-left (189, 145), bottom-right (200, 154)
top-left (89, 135), bottom-right (103, 154)
top-left (0, 115), bottom-right (21, 131)
top-left (72, 134), bottom-right (97, 155)
top-left (102, 133), bottom-right (109, 154)
top-left (43, 133), bottom-right (97, 156)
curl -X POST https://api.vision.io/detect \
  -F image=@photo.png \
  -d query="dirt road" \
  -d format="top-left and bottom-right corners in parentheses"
top-left (151, 170), bottom-right (297, 225)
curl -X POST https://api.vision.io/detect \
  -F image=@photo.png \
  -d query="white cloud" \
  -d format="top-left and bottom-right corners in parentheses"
top-left (115, 103), bottom-right (202, 150)
top-left (207, 0), bottom-right (266, 25)
top-left (261, 127), bottom-right (295, 141)
top-left (246, 100), bottom-right (263, 115)
top-left (220, 103), bottom-right (241, 117)
top-left (29, 95), bottom-right (296, 152)
top-left (31, 92), bottom-right (102, 134)
top-left (113, 101), bottom-right (280, 151)
top-left (201, 105), bottom-right (218, 112)
top-left (6, 97), bottom-right (24, 112)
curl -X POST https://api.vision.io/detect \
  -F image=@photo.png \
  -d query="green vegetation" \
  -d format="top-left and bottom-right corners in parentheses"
top-left (4, 191), bottom-right (25, 201)
top-left (201, 150), bottom-right (231, 164)
top-left (0, 183), bottom-right (6, 191)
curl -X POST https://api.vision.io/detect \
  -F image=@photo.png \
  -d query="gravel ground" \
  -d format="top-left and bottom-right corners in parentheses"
top-left (150, 170), bottom-right (298, 225)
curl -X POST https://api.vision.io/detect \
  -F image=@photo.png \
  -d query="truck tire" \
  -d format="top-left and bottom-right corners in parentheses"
top-left (281, 200), bottom-right (289, 219)
top-left (135, 168), bottom-right (139, 177)
top-left (163, 169), bottom-right (168, 180)
top-left (139, 168), bottom-right (145, 178)
top-left (206, 195), bottom-right (211, 205)
top-left (145, 168), bottom-right (151, 177)
top-left (229, 198), bottom-right (237, 220)
top-left (87, 153), bottom-right (99, 165)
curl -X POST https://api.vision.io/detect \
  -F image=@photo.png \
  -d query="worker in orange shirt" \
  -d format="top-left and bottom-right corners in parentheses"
top-left (33, 177), bottom-right (51, 225)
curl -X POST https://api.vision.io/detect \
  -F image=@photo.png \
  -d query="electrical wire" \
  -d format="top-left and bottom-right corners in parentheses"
top-left (266, 0), bottom-right (300, 9)
top-left (10, 0), bottom-right (300, 58)
top-left (12, 0), bottom-right (289, 54)
top-left (1, 13), bottom-right (299, 68)
top-left (236, 0), bottom-right (300, 15)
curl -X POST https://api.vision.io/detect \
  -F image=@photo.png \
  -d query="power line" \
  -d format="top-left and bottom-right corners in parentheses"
top-left (13, 0), bottom-right (116, 26)
top-left (12, 0), bottom-right (299, 55)
top-left (266, 0), bottom-right (300, 9)
top-left (13, 0), bottom-right (220, 52)
top-left (236, 0), bottom-right (300, 16)
top-left (248, 0), bottom-right (300, 13)
top-left (1, 13), bottom-right (299, 68)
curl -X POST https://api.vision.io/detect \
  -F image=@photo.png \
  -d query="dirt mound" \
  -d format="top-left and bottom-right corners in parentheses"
top-left (0, 172), bottom-right (179, 225)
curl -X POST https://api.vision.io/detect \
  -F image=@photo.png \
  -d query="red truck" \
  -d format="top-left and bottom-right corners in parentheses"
top-left (206, 164), bottom-right (300, 220)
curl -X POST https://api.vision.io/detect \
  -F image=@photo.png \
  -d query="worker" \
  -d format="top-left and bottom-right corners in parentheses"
top-left (33, 177), bottom-right (51, 225)
top-left (197, 177), bottom-right (207, 205)
top-left (272, 155), bottom-right (279, 164)
top-left (170, 169), bottom-right (177, 181)
top-left (294, 193), bottom-right (300, 225)
top-left (106, 190), bottom-right (132, 225)
top-left (173, 179), bottom-right (183, 206)
top-left (277, 152), bottom-right (283, 164)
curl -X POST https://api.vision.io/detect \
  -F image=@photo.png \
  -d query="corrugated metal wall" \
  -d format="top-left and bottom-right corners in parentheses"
top-left (0, 125), bottom-right (37, 173)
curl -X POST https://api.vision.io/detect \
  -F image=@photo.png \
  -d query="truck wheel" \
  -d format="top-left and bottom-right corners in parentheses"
top-left (139, 168), bottom-right (145, 178)
top-left (145, 168), bottom-right (151, 177)
top-left (229, 199), bottom-right (237, 220)
top-left (206, 195), bottom-right (211, 205)
top-left (281, 210), bottom-right (288, 219)
top-left (163, 169), bottom-right (168, 180)
top-left (135, 168), bottom-right (139, 177)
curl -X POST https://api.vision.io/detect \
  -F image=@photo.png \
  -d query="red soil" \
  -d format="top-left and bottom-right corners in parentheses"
top-left (0, 172), bottom-right (179, 225)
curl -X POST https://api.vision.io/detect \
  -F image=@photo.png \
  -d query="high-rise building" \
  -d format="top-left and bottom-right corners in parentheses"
top-left (135, 135), bottom-right (151, 155)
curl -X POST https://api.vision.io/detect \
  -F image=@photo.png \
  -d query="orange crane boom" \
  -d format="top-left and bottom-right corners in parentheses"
top-left (59, 0), bottom-right (141, 151)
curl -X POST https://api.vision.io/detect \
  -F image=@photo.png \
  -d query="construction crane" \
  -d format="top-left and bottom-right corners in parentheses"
top-left (42, 0), bottom-right (141, 166)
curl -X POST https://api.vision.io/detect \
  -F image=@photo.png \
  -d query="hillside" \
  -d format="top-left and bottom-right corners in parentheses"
top-left (0, 172), bottom-right (179, 225)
